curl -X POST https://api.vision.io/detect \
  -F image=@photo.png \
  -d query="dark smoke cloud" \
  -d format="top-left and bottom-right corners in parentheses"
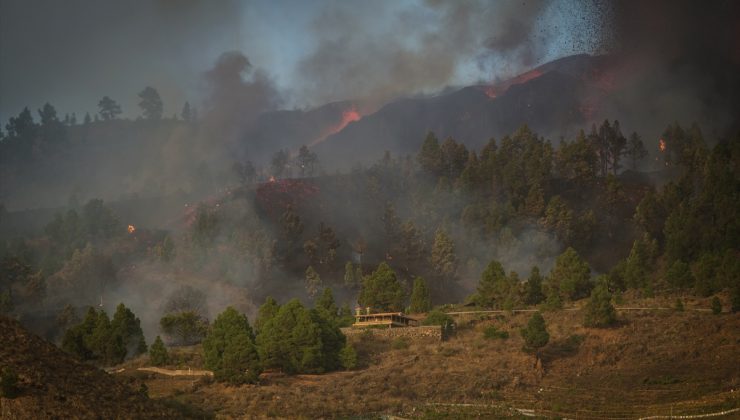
top-left (201, 51), bottom-right (281, 145)
top-left (293, 0), bottom-right (610, 110)
top-left (601, 0), bottom-right (740, 139)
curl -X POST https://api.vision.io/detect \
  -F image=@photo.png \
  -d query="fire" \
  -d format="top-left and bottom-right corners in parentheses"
top-left (482, 69), bottom-right (543, 99)
top-left (659, 139), bottom-right (666, 152)
top-left (127, 224), bottom-right (136, 234)
top-left (309, 105), bottom-right (362, 147)
top-left (269, 175), bottom-right (276, 183)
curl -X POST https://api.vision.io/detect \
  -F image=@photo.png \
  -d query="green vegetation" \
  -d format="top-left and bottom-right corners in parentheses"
top-left (61, 304), bottom-right (146, 365)
top-left (483, 325), bottom-right (509, 340)
top-left (339, 343), bottom-right (358, 370)
top-left (520, 312), bottom-right (549, 354)
top-left (203, 307), bottom-right (261, 384)
top-left (358, 262), bottom-right (405, 312)
top-left (584, 279), bottom-right (617, 328)
top-left (711, 297), bottom-right (722, 315)
top-left (0, 366), bottom-right (19, 398)
top-left (149, 336), bottom-right (169, 366)
top-left (409, 277), bottom-right (431, 313)
top-left (256, 298), bottom-right (345, 374)
top-left (159, 311), bottom-right (208, 346)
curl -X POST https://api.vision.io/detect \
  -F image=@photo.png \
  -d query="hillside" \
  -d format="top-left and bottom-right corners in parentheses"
top-left (0, 316), bottom-right (188, 419)
top-left (122, 296), bottom-right (740, 418)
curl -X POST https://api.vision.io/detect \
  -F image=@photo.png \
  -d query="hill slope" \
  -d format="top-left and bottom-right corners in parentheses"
top-left (0, 316), bottom-right (180, 419)
top-left (154, 300), bottom-right (740, 418)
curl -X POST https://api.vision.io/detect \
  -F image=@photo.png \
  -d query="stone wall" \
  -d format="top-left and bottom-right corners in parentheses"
top-left (340, 325), bottom-right (443, 342)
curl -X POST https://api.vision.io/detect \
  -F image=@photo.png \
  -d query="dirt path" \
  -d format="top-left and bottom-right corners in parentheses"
top-left (111, 366), bottom-right (214, 377)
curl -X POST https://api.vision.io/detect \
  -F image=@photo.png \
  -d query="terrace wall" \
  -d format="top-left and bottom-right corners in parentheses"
top-left (340, 325), bottom-right (443, 342)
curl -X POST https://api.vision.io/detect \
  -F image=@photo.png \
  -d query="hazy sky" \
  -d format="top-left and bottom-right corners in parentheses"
top-left (0, 0), bottom-right (612, 123)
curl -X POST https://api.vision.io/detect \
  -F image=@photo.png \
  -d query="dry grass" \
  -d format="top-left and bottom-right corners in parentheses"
top-left (132, 302), bottom-right (739, 418)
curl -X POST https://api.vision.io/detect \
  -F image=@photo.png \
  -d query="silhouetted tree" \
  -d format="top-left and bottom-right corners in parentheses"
top-left (138, 87), bottom-right (163, 120)
top-left (98, 96), bottom-right (122, 120)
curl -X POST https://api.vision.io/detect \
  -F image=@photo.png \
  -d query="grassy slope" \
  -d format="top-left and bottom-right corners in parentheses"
top-left (135, 295), bottom-right (739, 419)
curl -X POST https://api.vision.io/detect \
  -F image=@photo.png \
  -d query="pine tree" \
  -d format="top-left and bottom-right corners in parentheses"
top-left (431, 228), bottom-right (458, 288)
top-left (316, 287), bottom-right (338, 319)
top-left (98, 96), bottom-right (122, 120)
top-left (358, 262), bottom-right (405, 312)
top-left (149, 336), bottom-right (169, 366)
top-left (111, 303), bottom-right (146, 357)
top-left (339, 343), bottom-right (358, 370)
top-left (255, 296), bottom-right (280, 334)
top-left (520, 312), bottom-right (549, 354)
top-left (203, 307), bottom-right (260, 384)
top-left (305, 266), bottom-right (321, 299)
top-left (138, 86), bottom-right (163, 120)
top-left (476, 260), bottom-right (512, 308)
top-left (548, 247), bottom-right (592, 301)
top-left (524, 266), bottom-right (545, 305)
top-left (583, 278), bottom-right (617, 327)
top-left (418, 131), bottom-right (442, 175)
top-left (344, 261), bottom-right (357, 287)
top-left (409, 277), bottom-right (431, 313)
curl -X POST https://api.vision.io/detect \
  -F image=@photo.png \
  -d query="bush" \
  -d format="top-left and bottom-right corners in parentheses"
top-left (483, 326), bottom-right (509, 340)
top-left (391, 338), bottom-right (409, 350)
top-left (583, 280), bottom-right (617, 328)
top-left (711, 297), bottom-right (722, 314)
top-left (339, 343), bottom-right (358, 370)
top-left (520, 313), bottom-right (549, 353)
top-left (0, 366), bottom-right (19, 398)
top-left (674, 298), bottom-right (684, 312)
top-left (422, 310), bottom-right (455, 336)
top-left (422, 310), bottom-right (454, 327)
top-left (149, 335), bottom-right (169, 366)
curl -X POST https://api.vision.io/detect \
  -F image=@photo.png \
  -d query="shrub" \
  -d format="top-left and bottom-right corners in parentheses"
top-left (732, 287), bottom-right (740, 313)
top-left (149, 335), bottom-right (169, 366)
top-left (339, 343), bottom-right (358, 370)
top-left (674, 298), bottom-right (684, 312)
top-left (711, 297), bottom-right (722, 315)
top-left (391, 338), bottom-right (409, 350)
top-left (483, 326), bottom-right (509, 340)
top-left (422, 310), bottom-right (454, 327)
top-left (520, 313), bottom-right (549, 354)
top-left (0, 366), bottom-right (19, 398)
top-left (584, 279), bottom-right (617, 328)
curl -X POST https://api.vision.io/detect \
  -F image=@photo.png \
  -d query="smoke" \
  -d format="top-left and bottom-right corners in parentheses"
top-left (293, 0), bottom-right (612, 110)
top-left (201, 51), bottom-right (280, 136)
top-left (599, 0), bottom-right (740, 139)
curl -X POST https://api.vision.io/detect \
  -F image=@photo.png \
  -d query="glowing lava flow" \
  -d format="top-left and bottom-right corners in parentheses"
top-left (309, 106), bottom-right (361, 147)
top-left (482, 69), bottom-right (543, 99)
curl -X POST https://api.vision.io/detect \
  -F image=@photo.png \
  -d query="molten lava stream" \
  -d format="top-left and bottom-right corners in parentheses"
top-left (309, 106), bottom-right (361, 147)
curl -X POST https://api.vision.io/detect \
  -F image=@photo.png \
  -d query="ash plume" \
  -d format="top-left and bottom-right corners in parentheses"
top-left (294, 0), bottom-right (612, 110)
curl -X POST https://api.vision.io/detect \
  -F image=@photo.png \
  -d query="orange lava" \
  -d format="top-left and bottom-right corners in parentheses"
top-left (309, 105), bottom-right (362, 147)
top-left (482, 69), bottom-right (543, 99)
